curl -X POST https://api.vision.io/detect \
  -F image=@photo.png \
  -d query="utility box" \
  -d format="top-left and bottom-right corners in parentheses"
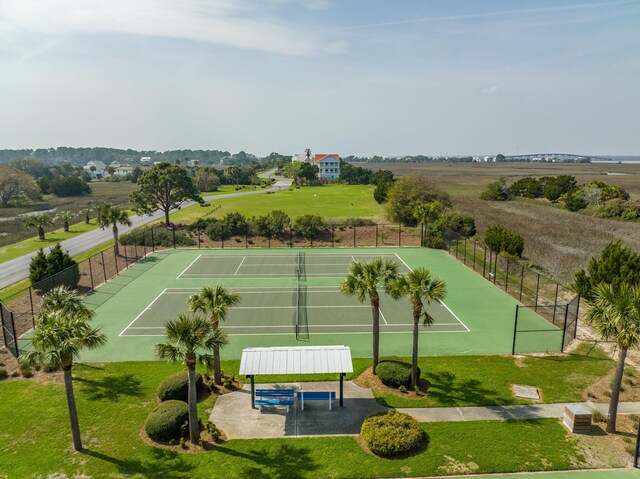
top-left (563, 404), bottom-right (592, 434)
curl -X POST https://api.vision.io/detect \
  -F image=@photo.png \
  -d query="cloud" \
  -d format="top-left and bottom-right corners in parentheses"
top-left (0, 0), bottom-right (341, 56)
top-left (334, 0), bottom-right (640, 31)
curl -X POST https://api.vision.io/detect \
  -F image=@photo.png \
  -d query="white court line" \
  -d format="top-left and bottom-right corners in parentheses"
top-left (379, 308), bottom-right (388, 325)
top-left (119, 288), bottom-right (167, 336)
top-left (125, 321), bottom-right (466, 330)
top-left (122, 330), bottom-right (469, 337)
top-left (234, 256), bottom-right (246, 275)
top-left (176, 254), bottom-right (202, 279)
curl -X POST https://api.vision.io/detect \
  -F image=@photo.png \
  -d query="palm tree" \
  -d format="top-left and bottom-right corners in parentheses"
top-left (96, 204), bottom-right (132, 256)
top-left (188, 285), bottom-right (240, 385)
top-left (339, 258), bottom-right (399, 373)
top-left (586, 282), bottom-right (640, 433)
top-left (25, 214), bottom-right (53, 240)
top-left (388, 268), bottom-right (447, 389)
top-left (155, 314), bottom-right (227, 444)
top-left (79, 207), bottom-right (92, 225)
top-left (19, 310), bottom-right (106, 451)
top-left (41, 285), bottom-right (94, 321)
top-left (55, 211), bottom-right (76, 232)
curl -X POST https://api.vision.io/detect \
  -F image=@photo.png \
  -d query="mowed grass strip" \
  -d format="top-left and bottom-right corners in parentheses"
top-left (171, 184), bottom-right (384, 224)
top-left (0, 361), bottom-right (582, 478)
top-left (369, 344), bottom-right (614, 408)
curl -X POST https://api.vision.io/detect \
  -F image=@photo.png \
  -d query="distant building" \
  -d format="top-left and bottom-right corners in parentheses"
top-left (83, 161), bottom-right (108, 178)
top-left (292, 154), bottom-right (308, 163)
top-left (314, 154), bottom-right (341, 179)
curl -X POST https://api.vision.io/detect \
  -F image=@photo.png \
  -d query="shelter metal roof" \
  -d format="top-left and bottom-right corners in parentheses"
top-left (239, 346), bottom-right (353, 376)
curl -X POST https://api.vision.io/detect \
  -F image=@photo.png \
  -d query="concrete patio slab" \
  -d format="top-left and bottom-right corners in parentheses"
top-left (210, 381), bottom-right (387, 439)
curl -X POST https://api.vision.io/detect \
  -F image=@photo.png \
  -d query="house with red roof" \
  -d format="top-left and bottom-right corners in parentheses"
top-left (314, 153), bottom-right (341, 179)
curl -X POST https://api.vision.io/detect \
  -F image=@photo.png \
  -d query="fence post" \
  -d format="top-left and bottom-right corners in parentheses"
top-left (151, 228), bottom-right (155, 252)
top-left (534, 274), bottom-right (541, 312)
top-left (222, 225), bottom-right (225, 249)
top-left (505, 259), bottom-right (510, 291)
top-left (245, 224), bottom-right (248, 249)
top-left (289, 228), bottom-right (292, 248)
top-left (143, 232), bottom-right (147, 256)
top-left (473, 241), bottom-right (477, 271)
top-left (28, 287), bottom-right (35, 318)
top-left (332, 226), bottom-right (335, 248)
top-left (134, 241), bottom-right (138, 261)
top-left (552, 283), bottom-right (560, 324)
top-left (375, 225), bottom-right (378, 247)
top-left (353, 225), bottom-right (356, 247)
top-left (487, 250), bottom-right (492, 279)
top-left (101, 251), bottom-right (107, 282)
top-left (494, 252), bottom-right (499, 284)
top-left (398, 224), bottom-right (401, 247)
top-left (463, 238), bottom-right (467, 264)
top-left (268, 226), bottom-right (271, 249)
top-left (511, 306), bottom-right (519, 355)
top-left (560, 305), bottom-right (569, 353)
top-left (420, 222), bottom-right (424, 246)
top-left (9, 311), bottom-right (18, 357)
top-left (519, 267), bottom-right (525, 302)
top-left (123, 245), bottom-right (129, 267)
top-left (172, 227), bottom-right (176, 249)
top-left (88, 257), bottom-right (95, 291)
top-left (573, 294), bottom-right (581, 338)
top-left (482, 247), bottom-right (487, 277)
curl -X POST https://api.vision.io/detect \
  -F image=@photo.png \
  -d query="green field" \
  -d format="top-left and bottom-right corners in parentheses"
top-left (0, 361), bottom-right (589, 478)
top-left (171, 185), bottom-right (384, 223)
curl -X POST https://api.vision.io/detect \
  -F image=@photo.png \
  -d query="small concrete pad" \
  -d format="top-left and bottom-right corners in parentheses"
top-left (210, 381), bottom-right (387, 439)
top-left (512, 384), bottom-right (540, 400)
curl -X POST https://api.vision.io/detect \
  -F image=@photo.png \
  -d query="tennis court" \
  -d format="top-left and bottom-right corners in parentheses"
top-left (80, 248), bottom-right (568, 361)
top-left (119, 286), bottom-right (468, 337)
top-left (177, 252), bottom-right (412, 278)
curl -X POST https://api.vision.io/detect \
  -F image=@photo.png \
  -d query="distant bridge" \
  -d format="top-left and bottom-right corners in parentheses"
top-left (504, 153), bottom-right (617, 162)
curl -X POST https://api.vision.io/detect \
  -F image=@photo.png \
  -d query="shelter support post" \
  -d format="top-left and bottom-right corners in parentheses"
top-left (339, 373), bottom-right (345, 407)
top-left (247, 375), bottom-right (255, 409)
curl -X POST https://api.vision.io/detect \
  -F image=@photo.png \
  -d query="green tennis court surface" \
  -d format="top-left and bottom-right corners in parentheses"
top-left (80, 248), bottom-right (567, 361)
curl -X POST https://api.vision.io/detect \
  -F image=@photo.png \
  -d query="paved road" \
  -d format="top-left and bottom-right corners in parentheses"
top-left (0, 175), bottom-right (291, 290)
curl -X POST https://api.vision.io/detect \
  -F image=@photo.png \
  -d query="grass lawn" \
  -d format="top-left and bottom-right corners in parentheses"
top-left (171, 184), bottom-right (384, 224)
top-left (0, 361), bottom-right (584, 478)
top-left (0, 220), bottom-right (100, 264)
top-left (370, 344), bottom-right (614, 408)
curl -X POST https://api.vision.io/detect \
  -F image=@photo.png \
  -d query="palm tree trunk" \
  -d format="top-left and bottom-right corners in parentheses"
top-left (213, 344), bottom-right (222, 385)
top-left (411, 312), bottom-right (420, 389)
top-left (371, 293), bottom-right (380, 374)
top-left (63, 367), bottom-right (83, 451)
top-left (112, 225), bottom-right (119, 256)
top-left (64, 220), bottom-right (69, 232)
top-left (606, 346), bottom-right (627, 433)
top-left (187, 367), bottom-right (200, 443)
top-left (85, 213), bottom-right (90, 224)
top-left (38, 226), bottom-right (45, 240)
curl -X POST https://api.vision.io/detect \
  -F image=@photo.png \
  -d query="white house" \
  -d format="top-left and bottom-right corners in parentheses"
top-left (315, 154), bottom-right (341, 179)
top-left (291, 153), bottom-right (308, 163)
top-left (83, 161), bottom-right (108, 178)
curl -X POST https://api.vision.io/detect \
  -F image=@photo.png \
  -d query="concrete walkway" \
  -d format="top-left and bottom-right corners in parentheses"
top-left (211, 379), bottom-right (640, 439)
top-left (399, 401), bottom-right (640, 422)
top-left (210, 381), bottom-right (386, 439)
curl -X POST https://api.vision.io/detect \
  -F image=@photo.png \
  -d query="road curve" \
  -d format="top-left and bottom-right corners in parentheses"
top-left (0, 177), bottom-right (292, 291)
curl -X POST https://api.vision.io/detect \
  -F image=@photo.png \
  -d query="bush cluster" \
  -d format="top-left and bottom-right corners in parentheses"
top-left (375, 359), bottom-right (417, 388)
top-left (119, 227), bottom-right (196, 247)
top-left (157, 371), bottom-right (204, 402)
top-left (484, 224), bottom-right (524, 258)
top-left (144, 400), bottom-right (189, 442)
top-left (360, 411), bottom-right (425, 457)
top-left (29, 244), bottom-right (79, 291)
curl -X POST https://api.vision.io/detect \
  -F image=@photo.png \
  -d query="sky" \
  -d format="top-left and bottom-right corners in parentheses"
top-left (0, 0), bottom-right (639, 157)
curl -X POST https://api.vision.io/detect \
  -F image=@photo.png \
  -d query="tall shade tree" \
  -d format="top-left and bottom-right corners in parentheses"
top-left (19, 310), bottom-right (106, 451)
top-left (586, 283), bottom-right (640, 433)
top-left (0, 165), bottom-right (41, 206)
top-left (55, 211), bottom-right (76, 232)
top-left (388, 268), bottom-right (447, 388)
top-left (96, 204), bottom-right (132, 256)
top-left (25, 214), bottom-right (53, 240)
top-left (130, 162), bottom-right (202, 227)
top-left (339, 258), bottom-right (399, 373)
top-left (155, 314), bottom-right (227, 443)
top-left (188, 285), bottom-right (240, 385)
top-left (41, 285), bottom-right (94, 321)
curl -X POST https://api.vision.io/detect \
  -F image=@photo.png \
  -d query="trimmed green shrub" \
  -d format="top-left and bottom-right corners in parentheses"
top-left (119, 227), bottom-right (196, 247)
top-left (484, 224), bottom-right (524, 258)
top-left (144, 400), bottom-right (189, 442)
top-left (360, 411), bottom-right (425, 457)
top-left (0, 367), bottom-right (8, 380)
top-left (375, 359), bottom-right (419, 388)
top-left (157, 371), bottom-right (204, 402)
top-left (29, 244), bottom-right (79, 291)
